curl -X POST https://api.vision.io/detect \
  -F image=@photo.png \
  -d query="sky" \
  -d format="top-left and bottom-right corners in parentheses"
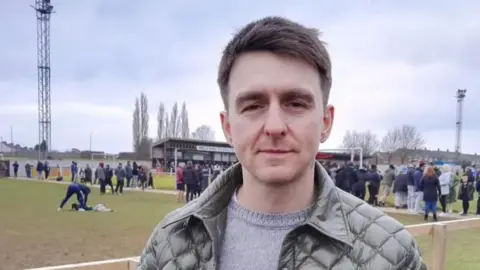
top-left (0, 0), bottom-right (479, 154)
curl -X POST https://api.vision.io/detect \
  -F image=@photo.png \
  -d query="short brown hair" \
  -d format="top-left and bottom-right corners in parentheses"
top-left (217, 16), bottom-right (332, 109)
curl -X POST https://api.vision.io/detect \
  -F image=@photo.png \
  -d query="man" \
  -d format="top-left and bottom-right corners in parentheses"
top-left (413, 161), bottom-right (426, 214)
top-left (57, 182), bottom-right (91, 211)
top-left (115, 163), bottom-right (126, 195)
top-left (70, 161), bottom-right (78, 182)
top-left (25, 162), bottom-right (31, 178)
top-left (183, 161), bottom-right (197, 202)
top-left (200, 163), bottom-right (210, 192)
top-left (84, 164), bottom-right (93, 184)
top-left (335, 161), bottom-right (357, 193)
top-left (138, 16), bottom-right (425, 269)
top-left (95, 162), bottom-right (106, 194)
top-left (125, 161), bottom-right (133, 187)
top-left (367, 164), bottom-right (381, 206)
top-left (406, 163), bottom-right (416, 212)
top-left (12, 161), bottom-right (19, 178)
top-left (105, 164), bottom-right (115, 194)
top-left (175, 163), bottom-right (185, 203)
top-left (379, 164), bottom-right (396, 206)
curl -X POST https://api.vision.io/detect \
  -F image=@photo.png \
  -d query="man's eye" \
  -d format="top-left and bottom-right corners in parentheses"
top-left (288, 101), bottom-right (307, 108)
top-left (242, 104), bottom-right (262, 112)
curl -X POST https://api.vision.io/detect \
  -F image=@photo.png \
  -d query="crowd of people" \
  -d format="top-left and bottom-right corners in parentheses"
top-left (174, 161), bottom-right (227, 203)
top-left (324, 160), bottom-right (480, 221)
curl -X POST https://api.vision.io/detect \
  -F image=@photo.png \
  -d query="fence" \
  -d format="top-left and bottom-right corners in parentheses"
top-left (25, 218), bottom-right (480, 270)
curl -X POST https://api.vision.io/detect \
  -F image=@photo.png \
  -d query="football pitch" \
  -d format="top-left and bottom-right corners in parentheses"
top-left (0, 179), bottom-right (479, 270)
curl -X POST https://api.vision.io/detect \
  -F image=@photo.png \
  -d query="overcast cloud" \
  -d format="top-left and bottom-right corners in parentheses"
top-left (0, 0), bottom-right (479, 154)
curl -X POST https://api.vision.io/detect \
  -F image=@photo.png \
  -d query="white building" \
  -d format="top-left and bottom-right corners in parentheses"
top-left (0, 142), bottom-right (15, 153)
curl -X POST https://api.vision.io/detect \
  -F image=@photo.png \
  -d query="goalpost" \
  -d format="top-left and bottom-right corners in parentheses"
top-left (91, 153), bottom-right (117, 162)
top-left (319, 147), bottom-right (364, 168)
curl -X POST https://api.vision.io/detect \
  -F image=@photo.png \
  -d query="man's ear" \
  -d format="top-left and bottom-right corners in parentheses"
top-left (220, 111), bottom-right (233, 144)
top-left (320, 105), bottom-right (335, 143)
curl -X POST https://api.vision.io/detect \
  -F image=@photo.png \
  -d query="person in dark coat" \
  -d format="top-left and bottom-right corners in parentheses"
top-left (367, 165), bottom-right (381, 206)
top-left (201, 164), bottom-right (210, 193)
top-left (125, 161), bottom-right (133, 187)
top-left (36, 161), bottom-right (44, 179)
top-left (84, 164), bottom-right (93, 184)
top-left (335, 162), bottom-right (358, 193)
top-left (393, 168), bottom-right (409, 209)
top-left (419, 166), bottom-right (441, 221)
top-left (105, 164), bottom-right (114, 194)
top-left (476, 178), bottom-right (480, 216)
top-left (138, 166), bottom-right (147, 190)
top-left (115, 163), bottom-right (126, 194)
top-left (353, 167), bottom-right (367, 200)
top-left (57, 183), bottom-right (91, 211)
top-left (194, 164), bottom-right (203, 197)
top-left (132, 161), bottom-right (139, 188)
top-left (12, 161), bottom-right (19, 178)
top-left (458, 175), bottom-right (470, 215)
top-left (183, 161), bottom-right (198, 202)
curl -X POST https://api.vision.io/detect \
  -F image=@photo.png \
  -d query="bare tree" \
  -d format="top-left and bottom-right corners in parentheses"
top-left (156, 102), bottom-right (166, 140)
top-left (396, 124), bottom-right (425, 163)
top-left (191, 125), bottom-right (216, 141)
top-left (164, 112), bottom-right (171, 137)
top-left (180, 101), bottom-right (190, 138)
top-left (341, 130), bottom-right (380, 156)
top-left (380, 128), bottom-right (401, 163)
top-left (170, 102), bottom-right (180, 138)
top-left (132, 98), bottom-right (141, 153)
top-left (140, 92), bottom-right (149, 139)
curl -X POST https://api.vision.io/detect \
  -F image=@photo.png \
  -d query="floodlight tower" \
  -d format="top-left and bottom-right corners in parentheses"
top-left (455, 89), bottom-right (467, 160)
top-left (32, 0), bottom-right (54, 159)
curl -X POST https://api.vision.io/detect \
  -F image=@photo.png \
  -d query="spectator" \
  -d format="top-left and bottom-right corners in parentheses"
top-left (132, 161), bottom-right (139, 188)
top-left (183, 161), bottom-right (197, 202)
top-left (12, 161), bottom-right (19, 178)
top-left (393, 168), bottom-right (408, 209)
top-left (438, 165), bottom-right (453, 215)
top-left (379, 164), bottom-right (395, 206)
top-left (419, 166), bottom-right (441, 221)
top-left (115, 163), bottom-right (126, 195)
top-left (406, 164), bottom-right (416, 212)
top-left (367, 165), bottom-right (381, 206)
top-left (176, 163), bottom-right (185, 202)
top-left (458, 175), bottom-right (470, 216)
top-left (353, 167), bottom-right (367, 200)
top-left (413, 161), bottom-right (426, 214)
top-left (125, 161), bottom-right (133, 187)
top-left (95, 162), bottom-right (106, 194)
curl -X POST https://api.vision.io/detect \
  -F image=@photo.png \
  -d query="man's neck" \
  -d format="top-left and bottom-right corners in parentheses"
top-left (236, 167), bottom-right (316, 214)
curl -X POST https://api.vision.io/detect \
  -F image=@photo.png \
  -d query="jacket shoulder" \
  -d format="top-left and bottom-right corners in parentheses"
top-left (338, 190), bottom-right (426, 269)
top-left (137, 202), bottom-right (199, 269)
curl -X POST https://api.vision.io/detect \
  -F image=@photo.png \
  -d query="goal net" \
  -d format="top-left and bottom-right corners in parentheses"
top-left (91, 153), bottom-right (117, 162)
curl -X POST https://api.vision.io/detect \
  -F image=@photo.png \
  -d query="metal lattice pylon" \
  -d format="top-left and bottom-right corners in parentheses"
top-left (32, 0), bottom-right (54, 159)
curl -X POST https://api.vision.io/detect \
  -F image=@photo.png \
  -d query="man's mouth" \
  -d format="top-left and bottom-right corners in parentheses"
top-left (259, 149), bottom-right (293, 154)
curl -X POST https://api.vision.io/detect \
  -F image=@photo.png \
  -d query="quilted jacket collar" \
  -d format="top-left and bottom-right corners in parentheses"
top-left (165, 162), bottom-right (353, 247)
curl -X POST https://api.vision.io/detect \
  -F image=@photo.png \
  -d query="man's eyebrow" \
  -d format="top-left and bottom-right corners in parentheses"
top-left (234, 91), bottom-right (265, 107)
top-left (234, 88), bottom-right (315, 107)
top-left (281, 89), bottom-right (315, 102)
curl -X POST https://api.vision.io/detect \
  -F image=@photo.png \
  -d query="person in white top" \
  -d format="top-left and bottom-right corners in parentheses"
top-left (438, 164), bottom-right (453, 215)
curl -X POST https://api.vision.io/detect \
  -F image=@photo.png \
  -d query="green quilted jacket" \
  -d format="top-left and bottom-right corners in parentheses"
top-left (138, 163), bottom-right (427, 270)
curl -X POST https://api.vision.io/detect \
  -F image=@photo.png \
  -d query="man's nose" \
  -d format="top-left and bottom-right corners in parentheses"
top-left (263, 105), bottom-right (287, 137)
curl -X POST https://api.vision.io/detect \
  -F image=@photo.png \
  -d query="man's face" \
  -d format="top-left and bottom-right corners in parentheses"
top-left (220, 52), bottom-right (334, 185)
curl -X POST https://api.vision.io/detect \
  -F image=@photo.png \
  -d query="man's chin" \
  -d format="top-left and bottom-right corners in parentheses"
top-left (254, 167), bottom-right (297, 184)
